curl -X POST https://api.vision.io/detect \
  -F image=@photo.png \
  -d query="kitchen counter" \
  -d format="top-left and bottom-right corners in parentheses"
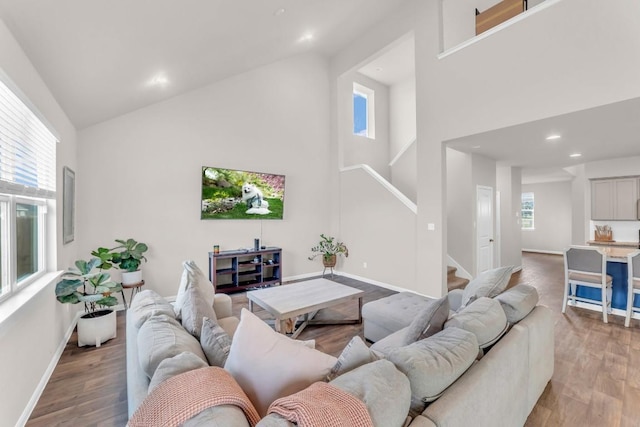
top-left (573, 244), bottom-right (639, 312)
top-left (587, 240), bottom-right (640, 248)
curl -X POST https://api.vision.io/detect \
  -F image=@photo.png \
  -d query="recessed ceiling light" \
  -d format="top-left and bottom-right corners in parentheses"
top-left (147, 73), bottom-right (169, 88)
top-left (273, 8), bottom-right (285, 16)
top-left (471, 145), bottom-right (481, 149)
top-left (299, 33), bottom-right (314, 43)
top-left (569, 153), bottom-right (582, 158)
top-left (545, 134), bottom-right (561, 141)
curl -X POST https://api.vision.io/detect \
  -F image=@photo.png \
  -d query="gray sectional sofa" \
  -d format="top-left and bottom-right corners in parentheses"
top-left (126, 263), bottom-right (554, 426)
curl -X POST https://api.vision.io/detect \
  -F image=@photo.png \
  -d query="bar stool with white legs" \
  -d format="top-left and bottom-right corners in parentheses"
top-left (625, 251), bottom-right (640, 327)
top-left (562, 246), bottom-right (613, 323)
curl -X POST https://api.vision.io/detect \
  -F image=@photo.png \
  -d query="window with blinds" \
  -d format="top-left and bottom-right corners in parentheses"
top-left (0, 79), bottom-right (57, 198)
top-left (0, 76), bottom-right (57, 301)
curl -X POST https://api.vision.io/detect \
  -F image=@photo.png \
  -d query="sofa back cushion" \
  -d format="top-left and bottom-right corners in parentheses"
top-left (148, 351), bottom-right (208, 393)
top-left (137, 314), bottom-right (207, 379)
top-left (387, 327), bottom-right (478, 416)
top-left (129, 290), bottom-right (176, 329)
top-left (495, 283), bottom-right (539, 324)
top-left (445, 297), bottom-right (508, 349)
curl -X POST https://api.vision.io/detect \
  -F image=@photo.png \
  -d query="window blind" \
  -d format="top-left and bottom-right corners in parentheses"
top-left (0, 79), bottom-right (57, 199)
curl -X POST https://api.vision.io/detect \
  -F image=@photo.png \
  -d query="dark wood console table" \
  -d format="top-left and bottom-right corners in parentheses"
top-left (208, 247), bottom-right (282, 294)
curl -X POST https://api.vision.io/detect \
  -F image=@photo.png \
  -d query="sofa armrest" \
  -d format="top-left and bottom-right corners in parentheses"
top-left (447, 289), bottom-right (463, 312)
top-left (213, 293), bottom-right (233, 319)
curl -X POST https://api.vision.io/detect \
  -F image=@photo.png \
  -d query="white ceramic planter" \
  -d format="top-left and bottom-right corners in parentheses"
top-left (77, 309), bottom-right (116, 347)
top-left (122, 270), bottom-right (143, 285)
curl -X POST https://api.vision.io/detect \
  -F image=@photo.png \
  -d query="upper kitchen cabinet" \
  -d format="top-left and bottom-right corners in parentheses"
top-left (591, 177), bottom-right (639, 220)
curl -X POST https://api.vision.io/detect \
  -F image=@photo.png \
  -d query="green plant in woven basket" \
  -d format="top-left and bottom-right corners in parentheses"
top-left (308, 234), bottom-right (349, 262)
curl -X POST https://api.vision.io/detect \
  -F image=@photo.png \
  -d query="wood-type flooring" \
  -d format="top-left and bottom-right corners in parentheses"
top-left (26, 253), bottom-right (640, 426)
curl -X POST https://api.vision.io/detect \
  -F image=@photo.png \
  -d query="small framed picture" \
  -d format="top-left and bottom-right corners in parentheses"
top-left (63, 166), bottom-right (75, 244)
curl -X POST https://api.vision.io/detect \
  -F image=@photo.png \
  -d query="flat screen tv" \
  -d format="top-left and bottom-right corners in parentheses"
top-left (201, 167), bottom-right (285, 220)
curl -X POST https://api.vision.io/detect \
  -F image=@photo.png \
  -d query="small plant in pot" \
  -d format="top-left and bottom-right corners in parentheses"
top-left (109, 238), bottom-right (148, 285)
top-left (308, 234), bottom-right (349, 268)
top-left (55, 258), bottom-right (123, 347)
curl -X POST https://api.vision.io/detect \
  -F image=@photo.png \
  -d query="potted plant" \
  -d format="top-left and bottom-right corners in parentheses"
top-left (308, 234), bottom-right (349, 268)
top-left (55, 258), bottom-right (123, 347)
top-left (108, 238), bottom-right (148, 285)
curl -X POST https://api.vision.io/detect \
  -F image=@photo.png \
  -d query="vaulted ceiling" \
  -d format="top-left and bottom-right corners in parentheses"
top-left (0, 0), bottom-right (405, 129)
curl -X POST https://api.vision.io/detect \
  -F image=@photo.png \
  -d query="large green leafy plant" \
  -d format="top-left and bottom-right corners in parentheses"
top-left (55, 258), bottom-right (122, 314)
top-left (91, 238), bottom-right (149, 273)
top-left (110, 238), bottom-right (149, 272)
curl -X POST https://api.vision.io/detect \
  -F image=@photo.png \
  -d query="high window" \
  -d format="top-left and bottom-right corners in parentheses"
top-left (0, 76), bottom-right (57, 301)
top-left (521, 192), bottom-right (534, 230)
top-left (353, 82), bottom-right (375, 139)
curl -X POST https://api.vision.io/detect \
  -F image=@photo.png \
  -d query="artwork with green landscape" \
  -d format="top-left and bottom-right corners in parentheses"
top-left (201, 167), bottom-right (285, 220)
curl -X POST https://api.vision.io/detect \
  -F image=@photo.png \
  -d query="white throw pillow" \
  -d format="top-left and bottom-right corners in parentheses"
top-left (224, 308), bottom-right (337, 416)
top-left (174, 260), bottom-right (215, 318)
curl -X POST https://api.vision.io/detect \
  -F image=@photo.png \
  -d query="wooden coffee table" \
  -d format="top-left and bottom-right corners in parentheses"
top-left (246, 278), bottom-right (364, 339)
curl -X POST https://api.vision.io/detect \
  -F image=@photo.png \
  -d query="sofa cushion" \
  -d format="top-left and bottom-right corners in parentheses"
top-left (224, 309), bottom-right (337, 416)
top-left (445, 297), bottom-right (508, 349)
top-left (329, 359), bottom-right (411, 427)
top-left (183, 406), bottom-right (252, 427)
top-left (326, 335), bottom-right (380, 381)
top-left (461, 266), bottom-right (513, 308)
top-left (174, 260), bottom-right (215, 319)
top-left (387, 327), bottom-right (478, 416)
top-left (200, 316), bottom-right (232, 367)
top-left (180, 276), bottom-right (217, 339)
top-left (148, 351), bottom-right (208, 393)
top-left (495, 283), bottom-right (539, 324)
top-left (129, 289), bottom-right (176, 329)
top-left (403, 295), bottom-right (450, 345)
top-left (137, 314), bottom-right (207, 379)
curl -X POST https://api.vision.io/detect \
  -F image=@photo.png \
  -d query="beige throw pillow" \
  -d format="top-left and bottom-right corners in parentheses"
top-left (180, 278), bottom-right (217, 339)
top-left (224, 308), bottom-right (337, 416)
top-left (174, 260), bottom-right (215, 318)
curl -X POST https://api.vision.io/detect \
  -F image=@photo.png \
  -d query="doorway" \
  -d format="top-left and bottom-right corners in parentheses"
top-left (476, 185), bottom-right (494, 275)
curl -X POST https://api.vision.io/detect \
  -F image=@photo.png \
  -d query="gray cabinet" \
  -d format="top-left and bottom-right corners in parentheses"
top-left (591, 178), bottom-right (639, 220)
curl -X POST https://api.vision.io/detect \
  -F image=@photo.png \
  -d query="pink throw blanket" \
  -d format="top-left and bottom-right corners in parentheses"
top-left (128, 366), bottom-right (261, 427)
top-left (268, 381), bottom-right (374, 427)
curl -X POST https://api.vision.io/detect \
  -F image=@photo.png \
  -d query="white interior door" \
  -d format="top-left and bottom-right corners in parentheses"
top-left (477, 186), bottom-right (494, 275)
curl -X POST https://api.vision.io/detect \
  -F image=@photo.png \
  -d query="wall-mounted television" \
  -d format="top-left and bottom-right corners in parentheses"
top-left (201, 167), bottom-right (285, 220)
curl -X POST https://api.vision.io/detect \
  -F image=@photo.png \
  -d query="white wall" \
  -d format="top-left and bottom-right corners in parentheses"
top-left (340, 72), bottom-right (391, 180)
top-left (390, 142), bottom-right (417, 203)
top-left (389, 76), bottom-right (416, 158)
top-left (389, 75), bottom-right (417, 203)
top-left (339, 166), bottom-right (418, 293)
top-left (497, 166), bottom-right (522, 267)
top-left (0, 17), bottom-right (79, 427)
top-left (446, 148), bottom-right (473, 274)
top-left (77, 53), bottom-right (332, 298)
top-left (522, 181), bottom-right (572, 253)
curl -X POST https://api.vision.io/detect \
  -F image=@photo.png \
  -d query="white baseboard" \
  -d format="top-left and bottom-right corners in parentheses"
top-left (522, 249), bottom-right (563, 255)
top-left (18, 310), bottom-right (82, 426)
